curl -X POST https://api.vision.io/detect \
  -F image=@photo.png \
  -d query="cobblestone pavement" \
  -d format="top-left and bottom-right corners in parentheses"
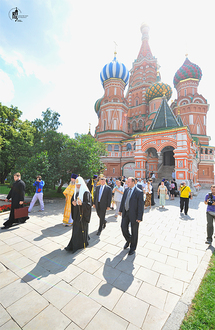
top-left (0, 190), bottom-right (213, 330)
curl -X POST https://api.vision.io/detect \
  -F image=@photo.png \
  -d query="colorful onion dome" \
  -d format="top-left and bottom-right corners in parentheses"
top-left (100, 54), bottom-right (129, 86)
top-left (145, 82), bottom-right (172, 103)
top-left (94, 97), bottom-right (103, 117)
top-left (173, 57), bottom-right (202, 87)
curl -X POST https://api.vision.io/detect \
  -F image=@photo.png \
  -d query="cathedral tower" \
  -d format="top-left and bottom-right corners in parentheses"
top-left (126, 23), bottom-right (158, 134)
top-left (173, 57), bottom-right (209, 144)
top-left (95, 53), bottom-right (129, 143)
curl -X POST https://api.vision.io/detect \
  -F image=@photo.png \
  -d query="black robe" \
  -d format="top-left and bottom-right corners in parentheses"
top-left (66, 191), bottom-right (92, 252)
top-left (4, 179), bottom-right (27, 227)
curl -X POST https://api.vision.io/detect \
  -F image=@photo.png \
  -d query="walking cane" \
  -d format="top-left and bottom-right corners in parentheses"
top-left (77, 197), bottom-right (86, 249)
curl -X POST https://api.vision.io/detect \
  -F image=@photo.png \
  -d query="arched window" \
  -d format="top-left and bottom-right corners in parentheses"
top-left (107, 145), bottom-right (112, 152)
top-left (138, 120), bottom-right (143, 130)
top-left (104, 120), bottom-right (106, 130)
top-left (114, 145), bottom-right (119, 151)
top-left (126, 143), bottom-right (132, 151)
top-left (132, 121), bottom-right (137, 131)
top-left (135, 98), bottom-right (139, 106)
top-left (197, 124), bottom-right (200, 134)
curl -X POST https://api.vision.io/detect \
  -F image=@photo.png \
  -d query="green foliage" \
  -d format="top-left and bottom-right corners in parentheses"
top-left (1, 102), bottom-right (107, 192)
top-left (9, 151), bottom-right (51, 194)
top-left (74, 134), bottom-right (107, 178)
top-left (181, 253), bottom-right (215, 330)
top-left (0, 103), bottom-right (35, 183)
top-left (32, 108), bottom-right (61, 145)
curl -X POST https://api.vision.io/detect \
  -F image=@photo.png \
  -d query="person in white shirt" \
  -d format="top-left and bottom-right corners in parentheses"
top-left (113, 179), bottom-right (124, 217)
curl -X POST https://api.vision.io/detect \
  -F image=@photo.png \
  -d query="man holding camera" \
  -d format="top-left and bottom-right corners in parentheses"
top-left (204, 185), bottom-right (215, 245)
top-left (28, 175), bottom-right (45, 212)
top-left (180, 181), bottom-right (192, 215)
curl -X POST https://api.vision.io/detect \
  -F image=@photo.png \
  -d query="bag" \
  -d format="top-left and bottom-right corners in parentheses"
top-left (208, 211), bottom-right (215, 217)
top-left (14, 206), bottom-right (28, 219)
top-left (165, 194), bottom-right (169, 200)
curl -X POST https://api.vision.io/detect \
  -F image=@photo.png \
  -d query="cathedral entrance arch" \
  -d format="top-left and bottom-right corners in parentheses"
top-left (145, 147), bottom-right (158, 178)
top-left (162, 146), bottom-right (175, 166)
top-left (122, 162), bottom-right (135, 177)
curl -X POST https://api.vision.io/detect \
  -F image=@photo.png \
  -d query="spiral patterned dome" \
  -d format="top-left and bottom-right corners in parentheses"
top-left (173, 57), bottom-right (202, 87)
top-left (94, 97), bottom-right (103, 117)
top-left (100, 55), bottom-right (129, 86)
top-left (145, 82), bottom-right (172, 103)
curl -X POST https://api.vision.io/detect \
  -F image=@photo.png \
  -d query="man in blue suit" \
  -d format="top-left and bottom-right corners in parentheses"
top-left (93, 174), bottom-right (112, 235)
top-left (119, 177), bottom-right (144, 255)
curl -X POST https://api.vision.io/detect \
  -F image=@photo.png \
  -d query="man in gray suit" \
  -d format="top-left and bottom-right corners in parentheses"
top-left (93, 174), bottom-right (112, 235)
top-left (119, 177), bottom-right (144, 255)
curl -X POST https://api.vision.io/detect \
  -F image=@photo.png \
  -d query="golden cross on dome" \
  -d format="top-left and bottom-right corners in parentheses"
top-left (114, 41), bottom-right (118, 57)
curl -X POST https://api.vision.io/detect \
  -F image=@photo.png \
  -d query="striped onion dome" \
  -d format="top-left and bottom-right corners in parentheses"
top-left (100, 54), bottom-right (129, 86)
top-left (145, 82), bottom-right (172, 103)
top-left (94, 97), bottom-right (103, 117)
top-left (173, 57), bottom-right (202, 87)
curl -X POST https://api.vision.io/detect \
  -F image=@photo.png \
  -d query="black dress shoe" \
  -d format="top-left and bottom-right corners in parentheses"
top-left (1, 225), bottom-right (11, 230)
top-left (128, 249), bottom-right (135, 255)
top-left (64, 247), bottom-right (73, 252)
top-left (124, 242), bottom-right (130, 249)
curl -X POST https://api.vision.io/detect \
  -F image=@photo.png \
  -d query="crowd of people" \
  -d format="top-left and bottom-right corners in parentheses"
top-left (2, 172), bottom-right (215, 254)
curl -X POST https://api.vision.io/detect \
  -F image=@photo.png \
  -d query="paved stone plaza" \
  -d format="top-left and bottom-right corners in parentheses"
top-left (0, 189), bottom-right (213, 330)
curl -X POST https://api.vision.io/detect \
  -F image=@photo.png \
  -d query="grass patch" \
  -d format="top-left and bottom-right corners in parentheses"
top-left (43, 187), bottom-right (66, 199)
top-left (0, 184), bottom-right (66, 199)
top-left (0, 183), bottom-right (11, 194)
top-left (180, 252), bottom-right (215, 330)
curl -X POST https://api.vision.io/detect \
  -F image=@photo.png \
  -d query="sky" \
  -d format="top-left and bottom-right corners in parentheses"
top-left (0, 0), bottom-right (215, 146)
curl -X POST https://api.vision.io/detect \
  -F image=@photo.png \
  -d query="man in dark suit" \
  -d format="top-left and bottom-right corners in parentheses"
top-left (135, 178), bottom-right (143, 190)
top-left (93, 174), bottom-right (112, 235)
top-left (2, 172), bottom-right (27, 229)
top-left (119, 177), bottom-right (144, 255)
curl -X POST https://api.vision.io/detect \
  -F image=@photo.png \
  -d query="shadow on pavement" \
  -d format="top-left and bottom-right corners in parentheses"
top-left (98, 250), bottom-right (134, 296)
top-left (34, 223), bottom-right (72, 241)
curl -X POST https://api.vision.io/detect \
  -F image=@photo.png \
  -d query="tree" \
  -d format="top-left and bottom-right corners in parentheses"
top-left (0, 103), bottom-right (35, 183)
top-left (56, 134), bottom-right (107, 192)
top-left (10, 151), bottom-right (51, 194)
top-left (32, 108), bottom-right (61, 148)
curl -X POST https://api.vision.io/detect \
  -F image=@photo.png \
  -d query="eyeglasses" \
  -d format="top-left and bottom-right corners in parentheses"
top-left (100, 178), bottom-right (105, 180)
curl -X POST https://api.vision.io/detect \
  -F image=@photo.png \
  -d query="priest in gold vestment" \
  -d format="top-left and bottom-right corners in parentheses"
top-left (62, 173), bottom-right (78, 226)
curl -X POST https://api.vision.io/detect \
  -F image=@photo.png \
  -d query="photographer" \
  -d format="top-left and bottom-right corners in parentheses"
top-left (180, 181), bottom-right (192, 215)
top-left (28, 175), bottom-right (45, 212)
top-left (204, 185), bottom-right (215, 245)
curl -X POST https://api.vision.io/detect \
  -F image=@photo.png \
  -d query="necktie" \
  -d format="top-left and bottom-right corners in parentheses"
top-left (99, 185), bottom-right (104, 202)
top-left (125, 188), bottom-right (132, 211)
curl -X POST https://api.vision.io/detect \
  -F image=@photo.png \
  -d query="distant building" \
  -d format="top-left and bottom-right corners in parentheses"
top-left (94, 24), bottom-right (214, 186)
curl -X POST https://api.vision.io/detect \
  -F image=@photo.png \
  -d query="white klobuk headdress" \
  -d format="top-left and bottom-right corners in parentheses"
top-left (74, 176), bottom-right (89, 202)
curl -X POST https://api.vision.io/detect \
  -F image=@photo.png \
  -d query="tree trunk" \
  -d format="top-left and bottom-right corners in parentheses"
top-left (57, 181), bottom-right (64, 193)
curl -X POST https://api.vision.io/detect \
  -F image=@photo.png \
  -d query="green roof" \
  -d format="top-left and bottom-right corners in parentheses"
top-left (149, 97), bottom-right (180, 131)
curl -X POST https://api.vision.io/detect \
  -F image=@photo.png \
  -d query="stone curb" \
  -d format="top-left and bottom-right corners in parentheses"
top-left (162, 248), bottom-right (213, 330)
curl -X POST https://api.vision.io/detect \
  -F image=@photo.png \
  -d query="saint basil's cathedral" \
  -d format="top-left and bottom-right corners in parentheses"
top-left (94, 23), bottom-right (214, 187)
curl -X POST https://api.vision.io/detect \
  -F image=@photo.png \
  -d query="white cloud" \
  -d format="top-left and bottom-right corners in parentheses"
top-left (0, 69), bottom-right (14, 104)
